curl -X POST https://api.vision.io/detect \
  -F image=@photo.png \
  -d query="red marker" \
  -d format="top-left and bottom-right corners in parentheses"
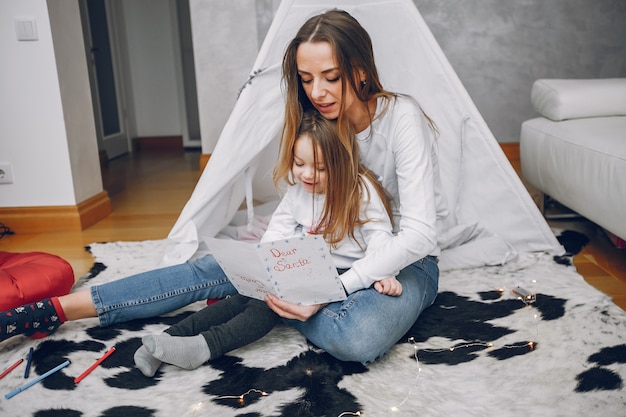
top-left (0, 359), bottom-right (23, 380)
top-left (74, 347), bottom-right (116, 384)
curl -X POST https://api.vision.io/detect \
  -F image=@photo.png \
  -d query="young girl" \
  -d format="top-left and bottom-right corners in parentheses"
top-left (1, 9), bottom-right (442, 366)
top-left (134, 111), bottom-right (399, 376)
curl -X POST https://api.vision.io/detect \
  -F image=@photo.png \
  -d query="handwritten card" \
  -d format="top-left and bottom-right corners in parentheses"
top-left (205, 236), bottom-right (347, 305)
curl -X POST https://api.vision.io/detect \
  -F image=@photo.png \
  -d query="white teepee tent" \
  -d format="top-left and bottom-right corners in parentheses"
top-left (160, 0), bottom-right (563, 270)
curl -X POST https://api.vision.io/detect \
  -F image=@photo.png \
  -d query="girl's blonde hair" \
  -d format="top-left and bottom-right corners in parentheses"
top-left (274, 111), bottom-right (392, 248)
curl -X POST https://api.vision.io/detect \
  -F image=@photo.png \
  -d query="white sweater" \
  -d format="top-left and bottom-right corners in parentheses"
top-left (337, 95), bottom-right (448, 293)
top-left (261, 176), bottom-right (393, 270)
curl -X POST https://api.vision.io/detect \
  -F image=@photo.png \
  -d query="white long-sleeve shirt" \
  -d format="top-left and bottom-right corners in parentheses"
top-left (261, 176), bottom-right (393, 270)
top-left (337, 95), bottom-right (449, 293)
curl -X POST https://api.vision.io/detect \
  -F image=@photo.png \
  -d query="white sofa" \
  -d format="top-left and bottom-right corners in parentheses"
top-left (520, 78), bottom-right (626, 241)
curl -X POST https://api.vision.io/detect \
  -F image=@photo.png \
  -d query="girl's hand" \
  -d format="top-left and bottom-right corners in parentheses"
top-left (374, 277), bottom-right (403, 296)
top-left (265, 294), bottom-right (325, 321)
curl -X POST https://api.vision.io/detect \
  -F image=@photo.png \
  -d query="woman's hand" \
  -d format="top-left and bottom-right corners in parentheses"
top-left (374, 277), bottom-right (403, 296)
top-left (265, 294), bottom-right (325, 321)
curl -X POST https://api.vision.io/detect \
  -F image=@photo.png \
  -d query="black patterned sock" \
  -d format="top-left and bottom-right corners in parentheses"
top-left (0, 298), bottom-right (66, 342)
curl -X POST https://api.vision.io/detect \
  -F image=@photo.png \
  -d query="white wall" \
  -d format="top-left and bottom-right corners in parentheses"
top-left (48, 0), bottom-right (102, 203)
top-left (0, 0), bottom-right (101, 208)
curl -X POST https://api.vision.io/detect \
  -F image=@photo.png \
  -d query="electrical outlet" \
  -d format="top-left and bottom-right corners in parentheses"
top-left (0, 163), bottom-right (14, 184)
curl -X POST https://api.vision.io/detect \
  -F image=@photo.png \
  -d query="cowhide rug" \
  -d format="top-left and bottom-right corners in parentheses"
top-left (0, 233), bottom-right (625, 417)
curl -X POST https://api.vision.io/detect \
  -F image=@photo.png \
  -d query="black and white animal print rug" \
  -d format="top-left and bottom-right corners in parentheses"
top-left (1, 233), bottom-right (624, 417)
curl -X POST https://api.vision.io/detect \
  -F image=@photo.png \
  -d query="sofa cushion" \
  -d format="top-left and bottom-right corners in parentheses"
top-left (520, 116), bottom-right (626, 240)
top-left (531, 78), bottom-right (626, 121)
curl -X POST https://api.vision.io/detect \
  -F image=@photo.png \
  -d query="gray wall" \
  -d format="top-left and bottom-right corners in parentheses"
top-left (119, 0), bottom-right (626, 150)
top-left (414, 0), bottom-right (626, 141)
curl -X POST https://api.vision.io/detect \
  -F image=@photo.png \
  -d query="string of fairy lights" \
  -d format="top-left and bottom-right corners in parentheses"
top-left (188, 281), bottom-right (540, 416)
top-left (384, 280), bottom-right (540, 414)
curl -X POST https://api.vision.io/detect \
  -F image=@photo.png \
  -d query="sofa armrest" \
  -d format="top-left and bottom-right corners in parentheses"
top-left (531, 78), bottom-right (626, 121)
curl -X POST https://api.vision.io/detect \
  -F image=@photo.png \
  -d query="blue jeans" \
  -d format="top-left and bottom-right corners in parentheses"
top-left (91, 254), bottom-right (238, 327)
top-left (91, 253), bottom-right (438, 364)
top-left (287, 256), bottom-right (439, 364)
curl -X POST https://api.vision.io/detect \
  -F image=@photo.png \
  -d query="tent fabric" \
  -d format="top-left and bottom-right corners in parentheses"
top-left (161, 0), bottom-right (563, 270)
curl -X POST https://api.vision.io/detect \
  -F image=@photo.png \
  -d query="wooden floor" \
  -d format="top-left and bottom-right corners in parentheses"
top-left (1, 148), bottom-right (624, 311)
top-left (510, 158), bottom-right (626, 311)
top-left (0, 149), bottom-right (201, 282)
top-left (552, 214), bottom-right (626, 310)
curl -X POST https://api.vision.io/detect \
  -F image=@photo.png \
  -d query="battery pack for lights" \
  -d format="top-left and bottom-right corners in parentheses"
top-left (512, 286), bottom-right (536, 304)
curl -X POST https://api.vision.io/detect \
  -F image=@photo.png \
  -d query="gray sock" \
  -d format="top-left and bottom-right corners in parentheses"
top-left (142, 333), bottom-right (211, 370)
top-left (134, 344), bottom-right (162, 377)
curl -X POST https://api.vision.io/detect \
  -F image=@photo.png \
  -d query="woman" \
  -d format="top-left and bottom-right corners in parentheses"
top-left (265, 9), bottom-right (443, 362)
top-left (0, 9), bottom-right (443, 364)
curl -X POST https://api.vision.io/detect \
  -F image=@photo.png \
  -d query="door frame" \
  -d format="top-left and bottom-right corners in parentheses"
top-left (172, 0), bottom-right (201, 148)
top-left (79, 0), bottom-right (131, 160)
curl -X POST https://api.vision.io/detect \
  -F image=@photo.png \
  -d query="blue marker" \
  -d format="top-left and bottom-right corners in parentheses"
top-left (24, 347), bottom-right (33, 378)
top-left (5, 360), bottom-right (70, 399)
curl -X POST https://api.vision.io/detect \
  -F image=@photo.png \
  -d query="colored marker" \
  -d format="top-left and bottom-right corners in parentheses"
top-left (24, 347), bottom-right (34, 378)
top-left (5, 360), bottom-right (70, 399)
top-left (74, 347), bottom-right (116, 384)
top-left (0, 359), bottom-right (23, 380)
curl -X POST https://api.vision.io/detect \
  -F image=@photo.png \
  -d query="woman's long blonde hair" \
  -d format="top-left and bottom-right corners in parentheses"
top-left (274, 111), bottom-right (392, 247)
top-left (280, 9), bottom-right (437, 153)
